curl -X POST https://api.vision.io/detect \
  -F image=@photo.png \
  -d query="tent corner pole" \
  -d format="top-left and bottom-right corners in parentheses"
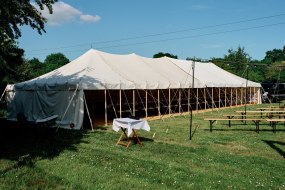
top-left (84, 92), bottom-right (94, 132)
top-left (0, 85), bottom-right (8, 102)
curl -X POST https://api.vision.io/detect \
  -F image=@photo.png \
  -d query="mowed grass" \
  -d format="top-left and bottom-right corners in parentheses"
top-left (0, 103), bottom-right (285, 190)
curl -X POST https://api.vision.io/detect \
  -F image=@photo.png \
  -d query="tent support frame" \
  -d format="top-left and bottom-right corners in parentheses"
top-left (83, 92), bottom-right (94, 131)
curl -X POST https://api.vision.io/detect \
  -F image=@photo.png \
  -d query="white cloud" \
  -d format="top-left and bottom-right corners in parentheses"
top-left (34, 1), bottom-right (101, 26)
top-left (80, 14), bottom-right (101, 23)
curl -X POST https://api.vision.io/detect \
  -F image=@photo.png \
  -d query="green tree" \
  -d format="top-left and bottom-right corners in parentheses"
top-left (247, 60), bottom-right (266, 82)
top-left (43, 53), bottom-right (70, 73)
top-left (153, 52), bottom-right (178, 59)
top-left (224, 46), bottom-right (250, 75)
top-left (20, 58), bottom-right (44, 80)
top-left (0, 38), bottom-right (24, 88)
top-left (263, 48), bottom-right (285, 64)
top-left (0, 0), bottom-right (57, 40)
top-left (0, 0), bottom-right (57, 90)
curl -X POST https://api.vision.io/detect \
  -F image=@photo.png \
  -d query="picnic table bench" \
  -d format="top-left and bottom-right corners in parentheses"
top-left (204, 118), bottom-right (268, 133)
top-left (256, 107), bottom-right (285, 111)
top-left (224, 114), bottom-right (285, 119)
top-left (266, 118), bottom-right (285, 132)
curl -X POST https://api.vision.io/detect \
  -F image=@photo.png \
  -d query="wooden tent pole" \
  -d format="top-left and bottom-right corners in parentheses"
top-left (169, 88), bottom-right (171, 115)
top-left (196, 88), bottom-right (199, 112)
top-left (104, 89), bottom-right (107, 126)
top-left (83, 93), bottom-right (94, 131)
top-left (204, 88), bottom-right (206, 110)
top-left (179, 89), bottom-right (181, 113)
top-left (249, 87), bottom-right (252, 104)
top-left (236, 88), bottom-right (238, 106)
top-left (218, 88), bottom-right (221, 109)
top-left (241, 88), bottom-right (243, 105)
top-left (211, 88), bottom-right (214, 110)
top-left (145, 90), bottom-right (148, 118)
top-left (158, 89), bottom-right (161, 117)
top-left (253, 87), bottom-right (256, 104)
top-left (119, 89), bottom-right (122, 118)
top-left (133, 89), bottom-right (135, 116)
top-left (230, 88), bottom-right (233, 107)
top-left (188, 88), bottom-right (190, 112)
top-left (225, 88), bottom-right (227, 107)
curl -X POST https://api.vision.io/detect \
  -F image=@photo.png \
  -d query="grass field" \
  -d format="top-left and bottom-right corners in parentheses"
top-left (0, 103), bottom-right (285, 190)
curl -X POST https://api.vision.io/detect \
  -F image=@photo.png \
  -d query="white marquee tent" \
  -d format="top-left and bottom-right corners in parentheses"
top-left (5, 49), bottom-right (261, 129)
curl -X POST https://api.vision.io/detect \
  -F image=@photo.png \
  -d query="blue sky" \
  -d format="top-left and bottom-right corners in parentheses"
top-left (19, 0), bottom-right (285, 62)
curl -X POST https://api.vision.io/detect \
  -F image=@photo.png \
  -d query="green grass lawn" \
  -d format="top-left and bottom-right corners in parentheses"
top-left (0, 103), bottom-right (285, 190)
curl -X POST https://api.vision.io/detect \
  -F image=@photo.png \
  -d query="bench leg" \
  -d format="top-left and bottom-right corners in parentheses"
top-left (209, 120), bottom-right (215, 132)
top-left (272, 122), bottom-right (277, 133)
top-left (253, 121), bottom-right (260, 133)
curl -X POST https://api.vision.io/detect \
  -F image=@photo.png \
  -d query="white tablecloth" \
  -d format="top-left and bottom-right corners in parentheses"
top-left (112, 118), bottom-right (150, 137)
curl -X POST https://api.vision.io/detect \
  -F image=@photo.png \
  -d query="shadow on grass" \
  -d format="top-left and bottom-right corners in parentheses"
top-left (137, 137), bottom-right (154, 142)
top-left (262, 140), bottom-right (285, 158)
top-left (190, 124), bottom-right (200, 139)
top-left (0, 118), bottom-right (88, 172)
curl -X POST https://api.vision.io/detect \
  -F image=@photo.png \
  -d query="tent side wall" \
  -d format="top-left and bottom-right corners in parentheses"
top-left (84, 86), bottom-right (261, 127)
top-left (6, 87), bottom-right (84, 130)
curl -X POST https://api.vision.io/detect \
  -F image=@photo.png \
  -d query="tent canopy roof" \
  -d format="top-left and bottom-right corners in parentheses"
top-left (13, 49), bottom-right (260, 90)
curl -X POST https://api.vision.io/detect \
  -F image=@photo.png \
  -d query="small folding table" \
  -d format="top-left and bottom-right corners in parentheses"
top-left (112, 118), bottom-right (150, 148)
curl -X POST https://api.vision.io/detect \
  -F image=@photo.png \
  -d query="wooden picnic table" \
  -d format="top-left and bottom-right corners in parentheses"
top-left (204, 118), bottom-right (267, 133)
top-left (236, 110), bottom-right (285, 118)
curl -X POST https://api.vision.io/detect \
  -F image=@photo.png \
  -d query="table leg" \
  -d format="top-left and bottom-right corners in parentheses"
top-left (116, 128), bottom-right (143, 148)
top-left (116, 128), bottom-right (129, 146)
top-left (131, 130), bottom-right (142, 145)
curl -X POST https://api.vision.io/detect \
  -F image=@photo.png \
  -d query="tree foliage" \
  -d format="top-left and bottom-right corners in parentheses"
top-left (153, 52), bottom-right (178, 59)
top-left (19, 53), bottom-right (70, 81)
top-left (211, 46), bottom-right (285, 83)
top-left (0, 38), bottom-right (24, 88)
top-left (263, 47), bottom-right (285, 64)
top-left (20, 58), bottom-right (44, 80)
top-left (223, 46), bottom-right (250, 75)
top-left (0, 0), bottom-right (57, 90)
top-left (43, 53), bottom-right (70, 73)
top-left (0, 0), bottom-right (57, 40)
